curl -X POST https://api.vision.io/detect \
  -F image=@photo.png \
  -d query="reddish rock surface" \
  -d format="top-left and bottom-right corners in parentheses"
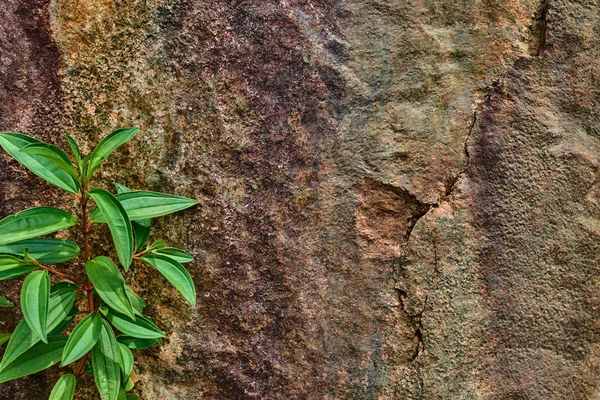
top-left (1, 0), bottom-right (600, 398)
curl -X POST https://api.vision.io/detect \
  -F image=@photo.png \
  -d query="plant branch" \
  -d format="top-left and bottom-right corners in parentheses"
top-left (68, 171), bottom-right (96, 379)
top-left (80, 191), bottom-right (95, 314)
top-left (73, 353), bottom-right (89, 378)
top-left (28, 258), bottom-right (85, 287)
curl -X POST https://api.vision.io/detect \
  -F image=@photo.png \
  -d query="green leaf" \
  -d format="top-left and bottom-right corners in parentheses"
top-left (0, 207), bottom-right (77, 246)
top-left (117, 335), bottom-right (160, 350)
top-left (155, 247), bottom-right (194, 264)
top-left (117, 342), bottom-right (134, 380)
top-left (65, 135), bottom-right (84, 178)
top-left (86, 257), bottom-right (135, 319)
top-left (0, 297), bottom-right (14, 307)
top-left (114, 183), bottom-right (130, 194)
top-left (125, 286), bottom-right (145, 316)
top-left (132, 220), bottom-right (150, 252)
top-left (0, 287), bottom-right (76, 369)
top-left (0, 133), bottom-right (79, 193)
top-left (66, 135), bottom-right (81, 163)
top-left (86, 128), bottom-right (138, 181)
top-left (146, 240), bottom-right (165, 252)
top-left (49, 373), bottom-right (76, 400)
top-left (0, 254), bottom-right (34, 281)
top-left (140, 254), bottom-right (196, 307)
top-left (61, 312), bottom-right (102, 366)
top-left (81, 153), bottom-right (92, 175)
top-left (21, 270), bottom-right (50, 343)
top-left (123, 377), bottom-right (134, 391)
top-left (113, 183), bottom-right (151, 251)
top-left (51, 282), bottom-right (79, 294)
top-left (106, 310), bottom-right (165, 339)
top-left (91, 190), bottom-right (198, 222)
top-left (0, 266), bottom-right (36, 281)
top-left (1, 321), bottom-right (39, 368)
top-left (0, 334), bottom-right (11, 346)
top-left (89, 189), bottom-right (134, 269)
top-left (0, 336), bottom-right (67, 383)
top-left (49, 305), bottom-right (78, 336)
top-left (85, 360), bottom-right (94, 376)
top-left (0, 255), bottom-right (28, 269)
top-left (93, 320), bottom-right (121, 400)
top-left (126, 394), bottom-right (140, 400)
top-left (21, 142), bottom-right (79, 181)
top-left (0, 239), bottom-right (80, 264)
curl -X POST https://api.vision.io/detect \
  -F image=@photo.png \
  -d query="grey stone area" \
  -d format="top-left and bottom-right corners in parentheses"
top-left (1, 0), bottom-right (600, 398)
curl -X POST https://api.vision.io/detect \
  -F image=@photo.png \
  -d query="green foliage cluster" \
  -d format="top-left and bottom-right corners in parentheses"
top-left (0, 128), bottom-right (198, 399)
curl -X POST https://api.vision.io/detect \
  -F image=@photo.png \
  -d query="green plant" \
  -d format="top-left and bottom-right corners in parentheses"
top-left (0, 128), bottom-right (198, 399)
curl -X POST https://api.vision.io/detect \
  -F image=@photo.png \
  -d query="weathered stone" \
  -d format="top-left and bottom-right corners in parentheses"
top-left (1, 0), bottom-right (600, 398)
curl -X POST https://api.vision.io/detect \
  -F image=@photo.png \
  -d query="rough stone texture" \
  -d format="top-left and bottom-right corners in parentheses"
top-left (1, 0), bottom-right (600, 398)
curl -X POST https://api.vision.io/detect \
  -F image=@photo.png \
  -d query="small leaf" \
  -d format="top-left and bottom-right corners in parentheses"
top-left (0, 336), bottom-right (67, 383)
top-left (86, 128), bottom-right (138, 181)
top-left (117, 342), bottom-right (134, 381)
top-left (126, 394), bottom-right (140, 400)
top-left (93, 320), bottom-right (121, 400)
top-left (0, 287), bottom-right (76, 369)
top-left (65, 135), bottom-right (84, 177)
top-left (21, 142), bottom-right (79, 181)
top-left (106, 310), bottom-right (165, 339)
top-left (114, 183), bottom-right (131, 194)
top-left (49, 373), bottom-right (76, 400)
top-left (155, 247), bottom-right (194, 264)
top-left (0, 207), bottom-right (77, 246)
top-left (66, 135), bottom-right (81, 162)
top-left (146, 240), bottom-right (165, 252)
top-left (89, 189), bottom-right (133, 269)
top-left (0, 334), bottom-right (11, 346)
top-left (91, 190), bottom-right (198, 222)
top-left (0, 133), bottom-right (79, 193)
top-left (117, 335), bottom-right (160, 350)
top-left (21, 270), bottom-right (50, 343)
top-left (61, 312), bottom-right (102, 366)
top-left (86, 257), bottom-right (135, 319)
top-left (140, 254), bottom-right (196, 307)
top-left (81, 153), bottom-right (92, 174)
top-left (0, 239), bottom-right (80, 264)
top-left (0, 297), bottom-right (14, 307)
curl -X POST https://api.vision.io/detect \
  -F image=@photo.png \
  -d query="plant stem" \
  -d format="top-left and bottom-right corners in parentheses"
top-left (80, 192), bottom-right (94, 314)
top-left (73, 353), bottom-right (89, 377)
top-left (29, 258), bottom-right (85, 287)
top-left (71, 182), bottom-right (96, 379)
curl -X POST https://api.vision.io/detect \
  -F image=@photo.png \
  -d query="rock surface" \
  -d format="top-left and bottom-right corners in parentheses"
top-left (1, 0), bottom-right (600, 398)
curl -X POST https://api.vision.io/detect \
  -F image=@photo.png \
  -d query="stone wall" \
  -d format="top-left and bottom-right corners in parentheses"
top-left (1, 0), bottom-right (600, 398)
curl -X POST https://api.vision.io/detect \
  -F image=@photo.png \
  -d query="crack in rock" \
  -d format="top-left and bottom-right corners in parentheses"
top-left (394, 288), bottom-right (426, 360)
top-left (393, 79), bottom-right (503, 369)
top-left (537, 0), bottom-right (550, 57)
